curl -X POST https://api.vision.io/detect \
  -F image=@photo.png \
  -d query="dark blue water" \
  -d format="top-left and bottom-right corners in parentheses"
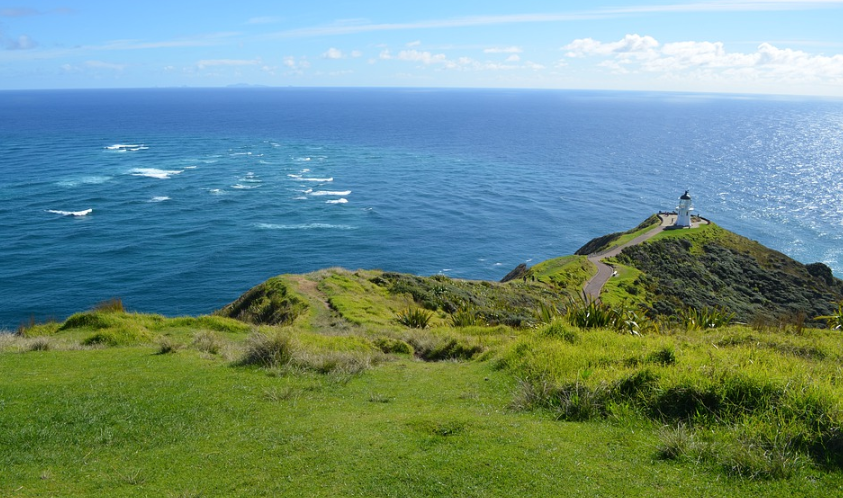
top-left (1, 88), bottom-right (841, 329)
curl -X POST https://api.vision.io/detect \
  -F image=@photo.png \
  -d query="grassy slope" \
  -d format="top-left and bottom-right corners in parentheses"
top-left (3, 340), bottom-right (841, 497)
top-left (610, 222), bottom-right (843, 322)
top-left (4, 220), bottom-right (843, 496)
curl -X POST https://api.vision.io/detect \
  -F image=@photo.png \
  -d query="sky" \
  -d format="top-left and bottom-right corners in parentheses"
top-left (2, 1), bottom-right (843, 96)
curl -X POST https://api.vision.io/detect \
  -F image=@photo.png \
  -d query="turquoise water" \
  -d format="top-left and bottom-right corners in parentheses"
top-left (1, 88), bottom-right (841, 328)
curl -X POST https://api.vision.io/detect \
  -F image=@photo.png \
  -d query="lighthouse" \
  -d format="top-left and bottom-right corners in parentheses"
top-left (675, 190), bottom-right (693, 228)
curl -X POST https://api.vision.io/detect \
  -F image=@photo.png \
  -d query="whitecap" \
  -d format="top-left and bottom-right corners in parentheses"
top-left (149, 196), bottom-right (170, 202)
top-left (292, 176), bottom-right (333, 182)
top-left (254, 223), bottom-right (356, 230)
top-left (57, 176), bottom-right (111, 187)
top-left (184, 166), bottom-right (198, 170)
top-left (105, 144), bottom-right (141, 150)
top-left (310, 190), bottom-right (351, 196)
top-left (48, 208), bottom-right (92, 217)
top-left (209, 189), bottom-right (224, 194)
top-left (326, 198), bottom-right (348, 204)
top-left (232, 184), bottom-right (258, 189)
top-left (295, 157), bottom-right (312, 162)
top-left (131, 168), bottom-right (183, 179)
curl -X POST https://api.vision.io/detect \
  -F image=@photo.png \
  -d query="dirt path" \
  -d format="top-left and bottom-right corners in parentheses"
top-left (583, 214), bottom-right (675, 301)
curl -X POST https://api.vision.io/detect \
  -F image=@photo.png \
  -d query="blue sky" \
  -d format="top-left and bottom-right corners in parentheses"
top-left (2, 1), bottom-right (843, 95)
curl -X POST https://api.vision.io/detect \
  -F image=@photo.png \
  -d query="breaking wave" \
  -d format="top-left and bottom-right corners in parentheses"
top-left (310, 190), bottom-right (351, 196)
top-left (48, 208), bottom-right (93, 217)
top-left (131, 168), bottom-right (183, 179)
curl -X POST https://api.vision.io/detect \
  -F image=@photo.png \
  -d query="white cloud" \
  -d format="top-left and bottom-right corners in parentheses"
top-left (563, 34), bottom-right (843, 86)
top-left (484, 46), bottom-right (523, 54)
top-left (322, 47), bottom-right (344, 59)
top-left (406, 40), bottom-right (422, 47)
top-left (563, 34), bottom-right (659, 58)
top-left (380, 47), bottom-right (547, 73)
top-left (197, 58), bottom-right (261, 69)
top-left (85, 60), bottom-right (127, 71)
top-left (395, 50), bottom-right (448, 65)
top-left (283, 56), bottom-right (311, 73)
top-left (350, 50), bottom-right (363, 58)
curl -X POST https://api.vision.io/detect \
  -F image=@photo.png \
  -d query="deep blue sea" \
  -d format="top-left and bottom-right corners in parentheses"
top-left (1, 88), bottom-right (842, 330)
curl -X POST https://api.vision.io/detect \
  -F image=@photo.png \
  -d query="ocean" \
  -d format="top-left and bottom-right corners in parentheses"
top-left (1, 88), bottom-right (841, 330)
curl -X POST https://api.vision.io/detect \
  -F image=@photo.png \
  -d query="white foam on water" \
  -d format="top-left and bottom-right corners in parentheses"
top-left (57, 176), bottom-right (111, 187)
top-left (295, 157), bottom-right (312, 162)
top-left (232, 184), bottom-right (259, 189)
top-left (310, 190), bottom-right (351, 196)
top-left (254, 223), bottom-right (356, 230)
top-left (48, 208), bottom-right (93, 217)
top-left (149, 196), bottom-right (170, 202)
top-left (184, 166), bottom-right (198, 170)
top-left (326, 198), bottom-right (348, 204)
top-left (130, 168), bottom-right (183, 179)
top-left (209, 189), bottom-right (224, 194)
top-left (105, 144), bottom-right (141, 150)
top-left (230, 152), bottom-right (252, 156)
top-left (289, 175), bottom-right (333, 182)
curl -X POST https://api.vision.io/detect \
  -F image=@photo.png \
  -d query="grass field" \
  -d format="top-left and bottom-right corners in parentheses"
top-left (3, 272), bottom-right (843, 497)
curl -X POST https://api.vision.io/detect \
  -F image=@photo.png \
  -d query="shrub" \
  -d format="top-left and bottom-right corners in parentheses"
top-left (816, 301), bottom-right (843, 330)
top-left (156, 337), bottom-right (180, 355)
top-left (397, 308), bottom-right (433, 329)
top-left (27, 337), bottom-right (51, 352)
top-left (93, 298), bottom-right (125, 313)
top-left (238, 331), bottom-right (295, 368)
top-left (373, 337), bottom-right (414, 355)
top-left (541, 319), bottom-right (578, 344)
top-left (681, 306), bottom-right (735, 330)
top-left (192, 330), bottom-right (223, 354)
top-left (450, 309), bottom-right (482, 327)
top-left (656, 424), bottom-right (692, 461)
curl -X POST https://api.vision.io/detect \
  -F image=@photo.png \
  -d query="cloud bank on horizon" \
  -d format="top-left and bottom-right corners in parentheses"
top-left (2, 1), bottom-right (843, 96)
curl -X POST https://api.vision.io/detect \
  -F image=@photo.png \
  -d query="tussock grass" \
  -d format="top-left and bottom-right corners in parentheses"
top-left (397, 307), bottom-right (433, 328)
top-left (191, 330), bottom-right (223, 355)
top-left (502, 325), bottom-right (843, 477)
top-left (237, 329), bottom-right (385, 375)
top-left (402, 330), bottom-right (486, 362)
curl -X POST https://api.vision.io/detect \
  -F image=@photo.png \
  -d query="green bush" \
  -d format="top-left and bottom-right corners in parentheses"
top-left (238, 331), bottom-right (295, 368)
top-left (373, 337), bottom-right (414, 355)
top-left (397, 308), bottom-right (433, 329)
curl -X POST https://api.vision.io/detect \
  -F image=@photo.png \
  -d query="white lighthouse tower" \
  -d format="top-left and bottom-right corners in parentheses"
top-left (675, 190), bottom-right (693, 228)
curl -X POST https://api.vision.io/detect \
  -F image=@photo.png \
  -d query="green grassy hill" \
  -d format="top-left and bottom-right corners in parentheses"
top-left (3, 217), bottom-right (843, 497)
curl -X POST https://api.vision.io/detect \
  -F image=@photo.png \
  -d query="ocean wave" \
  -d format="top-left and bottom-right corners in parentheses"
top-left (288, 174), bottom-right (333, 182)
top-left (48, 208), bottom-right (93, 217)
top-left (326, 198), bottom-right (348, 204)
top-left (254, 223), bottom-right (356, 230)
top-left (131, 168), bottom-right (183, 179)
top-left (232, 184), bottom-right (260, 189)
top-left (105, 144), bottom-right (147, 151)
top-left (57, 176), bottom-right (111, 187)
top-left (209, 188), bottom-right (224, 194)
top-left (149, 196), bottom-right (170, 202)
top-left (310, 190), bottom-right (351, 196)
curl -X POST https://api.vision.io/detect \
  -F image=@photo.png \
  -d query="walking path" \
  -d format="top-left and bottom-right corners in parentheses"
top-left (583, 214), bottom-right (675, 301)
